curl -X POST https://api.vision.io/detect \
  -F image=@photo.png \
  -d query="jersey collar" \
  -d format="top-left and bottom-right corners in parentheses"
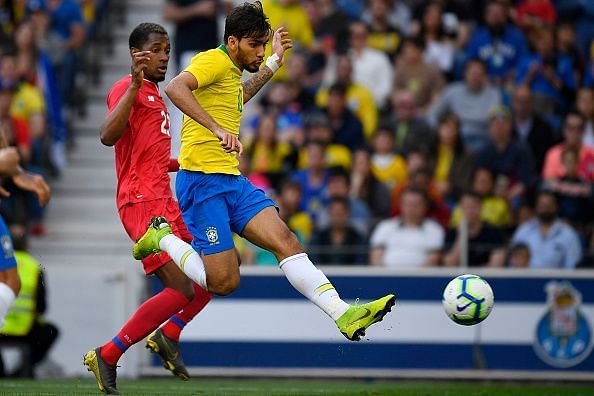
top-left (217, 44), bottom-right (242, 70)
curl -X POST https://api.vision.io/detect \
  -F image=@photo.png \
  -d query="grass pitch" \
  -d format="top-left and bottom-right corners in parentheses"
top-left (0, 378), bottom-right (593, 395)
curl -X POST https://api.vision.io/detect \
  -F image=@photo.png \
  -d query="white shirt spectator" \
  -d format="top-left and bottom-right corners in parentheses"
top-left (350, 48), bottom-right (393, 108)
top-left (370, 218), bottom-right (444, 267)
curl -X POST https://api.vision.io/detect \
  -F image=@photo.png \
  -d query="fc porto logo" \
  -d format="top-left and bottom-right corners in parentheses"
top-left (206, 226), bottom-right (219, 245)
top-left (533, 281), bottom-right (593, 368)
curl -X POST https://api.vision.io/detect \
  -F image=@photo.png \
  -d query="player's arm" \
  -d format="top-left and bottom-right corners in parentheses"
top-left (100, 51), bottom-right (151, 146)
top-left (242, 27), bottom-right (293, 104)
top-left (165, 72), bottom-right (243, 155)
top-left (0, 125), bottom-right (50, 206)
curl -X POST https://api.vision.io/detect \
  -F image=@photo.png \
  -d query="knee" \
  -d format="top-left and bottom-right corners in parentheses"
top-left (208, 275), bottom-right (240, 296)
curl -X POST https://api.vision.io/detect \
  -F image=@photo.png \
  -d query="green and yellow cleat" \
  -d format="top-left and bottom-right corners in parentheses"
top-left (83, 348), bottom-right (119, 395)
top-left (336, 294), bottom-right (396, 341)
top-left (133, 216), bottom-right (172, 260)
top-left (146, 328), bottom-right (190, 381)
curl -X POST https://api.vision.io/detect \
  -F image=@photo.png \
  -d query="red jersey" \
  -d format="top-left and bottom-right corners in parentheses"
top-left (107, 75), bottom-right (172, 209)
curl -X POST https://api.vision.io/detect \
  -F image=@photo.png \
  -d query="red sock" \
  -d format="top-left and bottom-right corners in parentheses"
top-left (100, 288), bottom-right (189, 365)
top-left (161, 283), bottom-right (212, 342)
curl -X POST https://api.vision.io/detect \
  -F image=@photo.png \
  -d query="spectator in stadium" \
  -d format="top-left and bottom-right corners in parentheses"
top-left (263, 0), bottom-right (314, 81)
top-left (433, 112), bottom-right (475, 202)
top-left (0, 79), bottom-right (31, 164)
top-left (508, 242), bottom-right (531, 267)
top-left (555, 0), bottom-right (594, 58)
top-left (442, 191), bottom-right (506, 267)
top-left (0, 79), bottom-right (45, 234)
top-left (292, 140), bottom-right (330, 221)
top-left (350, 149), bottom-right (391, 222)
top-left (543, 147), bottom-right (593, 228)
top-left (465, 0), bottom-right (529, 85)
top-left (511, 85), bottom-right (557, 173)
top-left (317, 168), bottom-right (371, 237)
top-left (317, 54), bottom-right (377, 139)
top-left (384, 89), bottom-right (435, 157)
top-left (427, 58), bottom-right (502, 151)
top-left (516, 26), bottom-right (576, 116)
top-left (0, 50), bottom-right (46, 145)
top-left (278, 180), bottom-right (314, 244)
top-left (370, 188), bottom-right (444, 267)
top-left (390, 165), bottom-right (450, 228)
top-left (393, 37), bottom-right (445, 115)
top-left (543, 111), bottom-right (594, 181)
top-left (245, 114), bottom-right (292, 185)
top-left (297, 112), bottom-right (351, 171)
top-left (322, 83), bottom-right (365, 151)
top-left (511, 191), bottom-right (582, 269)
top-left (362, 0), bottom-right (402, 58)
top-left (309, 197), bottom-right (367, 265)
top-left (44, 0), bottom-right (86, 108)
top-left (348, 21), bottom-right (393, 109)
top-left (305, 0), bottom-right (350, 56)
top-left (0, 224), bottom-right (59, 378)
top-left (162, 0), bottom-right (219, 71)
top-left (475, 105), bottom-right (536, 207)
top-left (418, 1), bottom-right (456, 76)
top-left (555, 22), bottom-right (584, 81)
top-left (13, 19), bottom-right (67, 175)
top-left (361, 0), bottom-right (411, 37)
top-left (370, 127), bottom-right (407, 190)
top-left (575, 87), bottom-right (594, 148)
top-left (245, 82), bottom-right (305, 146)
top-left (450, 167), bottom-right (511, 228)
top-left (285, 52), bottom-right (316, 112)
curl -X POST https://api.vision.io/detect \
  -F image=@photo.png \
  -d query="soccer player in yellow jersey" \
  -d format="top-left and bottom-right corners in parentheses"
top-left (134, 1), bottom-right (395, 341)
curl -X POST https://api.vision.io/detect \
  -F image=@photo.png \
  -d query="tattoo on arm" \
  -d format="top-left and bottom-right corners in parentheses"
top-left (242, 67), bottom-right (274, 104)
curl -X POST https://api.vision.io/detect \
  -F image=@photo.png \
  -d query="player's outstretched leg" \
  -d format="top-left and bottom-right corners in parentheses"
top-left (243, 207), bottom-right (396, 341)
top-left (133, 216), bottom-right (208, 290)
top-left (83, 348), bottom-right (119, 395)
top-left (335, 294), bottom-right (396, 341)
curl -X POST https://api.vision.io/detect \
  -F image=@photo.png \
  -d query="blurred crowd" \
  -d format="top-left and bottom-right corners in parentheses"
top-left (0, 0), bottom-right (110, 236)
top-left (173, 0), bottom-right (594, 269)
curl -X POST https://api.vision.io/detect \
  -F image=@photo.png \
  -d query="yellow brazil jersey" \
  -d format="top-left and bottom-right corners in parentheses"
top-left (179, 45), bottom-right (243, 175)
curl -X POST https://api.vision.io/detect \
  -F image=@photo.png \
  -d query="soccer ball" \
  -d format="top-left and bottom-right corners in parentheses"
top-left (442, 274), bottom-right (494, 326)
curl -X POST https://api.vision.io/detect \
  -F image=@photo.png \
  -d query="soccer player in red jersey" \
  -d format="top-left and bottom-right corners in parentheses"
top-left (83, 23), bottom-right (211, 395)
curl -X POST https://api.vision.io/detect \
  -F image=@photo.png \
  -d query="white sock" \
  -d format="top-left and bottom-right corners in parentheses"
top-left (279, 253), bottom-right (350, 320)
top-left (0, 282), bottom-right (16, 330)
top-left (159, 234), bottom-right (208, 291)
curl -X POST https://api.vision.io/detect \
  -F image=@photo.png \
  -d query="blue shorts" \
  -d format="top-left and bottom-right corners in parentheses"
top-left (0, 216), bottom-right (16, 271)
top-left (176, 170), bottom-right (276, 255)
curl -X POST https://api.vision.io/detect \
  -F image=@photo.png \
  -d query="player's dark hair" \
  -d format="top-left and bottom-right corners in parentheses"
top-left (224, 1), bottom-right (271, 42)
top-left (129, 23), bottom-right (167, 49)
